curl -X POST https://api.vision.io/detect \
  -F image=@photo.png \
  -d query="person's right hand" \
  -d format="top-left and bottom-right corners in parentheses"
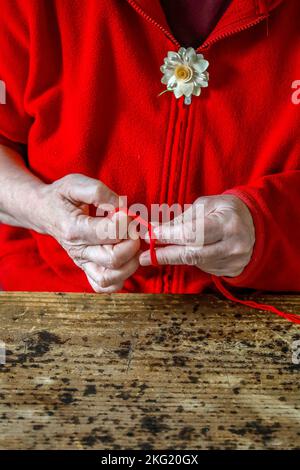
top-left (35, 174), bottom-right (140, 292)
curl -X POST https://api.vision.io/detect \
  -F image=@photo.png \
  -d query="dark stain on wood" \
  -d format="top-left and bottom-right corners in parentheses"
top-left (83, 384), bottom-right (97, 396)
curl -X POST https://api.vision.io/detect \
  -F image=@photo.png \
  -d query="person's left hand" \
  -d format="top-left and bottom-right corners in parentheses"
top-left (139, 194), bottom-right (255, 278)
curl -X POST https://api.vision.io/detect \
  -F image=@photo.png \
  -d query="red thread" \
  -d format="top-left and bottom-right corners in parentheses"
top-left (113, 207), bottom-right (158, 266)
top-left (111, 207), bottom-right (300, 324)
top-left (212, 275), bottom-right (300, 325)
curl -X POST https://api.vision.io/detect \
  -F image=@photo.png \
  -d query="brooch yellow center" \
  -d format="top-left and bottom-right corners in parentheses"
top-left (174, 64), bottom-right (193, 82)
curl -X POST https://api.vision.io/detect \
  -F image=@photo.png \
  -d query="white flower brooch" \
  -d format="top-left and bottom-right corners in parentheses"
top-left (159, 47), bottom-right (209, 105)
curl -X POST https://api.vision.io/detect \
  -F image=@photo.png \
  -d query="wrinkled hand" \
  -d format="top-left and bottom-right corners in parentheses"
top-left (36, 174), bottom-right (140, 292)
top-left (140, 195), bottom-right (255, 278)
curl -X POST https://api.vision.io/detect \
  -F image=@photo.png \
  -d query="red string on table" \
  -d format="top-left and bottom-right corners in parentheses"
top-left (112, 207), bottom-right (300, 324)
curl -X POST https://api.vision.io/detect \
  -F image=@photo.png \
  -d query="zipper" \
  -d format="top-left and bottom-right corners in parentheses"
top-left (125, 0), bottom-right (181, 48)
top-left (199, 15), bottom-right (269, 51)
top-left (125, 0), bottom-right (269, 293)
top-left (125, 0), bottom-right (269, 53)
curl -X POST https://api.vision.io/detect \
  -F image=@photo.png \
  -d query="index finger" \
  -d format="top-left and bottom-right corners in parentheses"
top-left (72, 211), bottom-right (131, 245)
top-left (145, 213), bottom-right (223, 246)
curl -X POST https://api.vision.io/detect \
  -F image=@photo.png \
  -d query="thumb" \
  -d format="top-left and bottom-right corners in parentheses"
top-left (64, 174), bottom-right (119, 208)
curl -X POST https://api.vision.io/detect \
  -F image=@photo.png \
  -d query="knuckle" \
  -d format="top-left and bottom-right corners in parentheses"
top-left (93, 280), bottom-right (122, 293)
top-left (80, 245), bottom-right (88, 260)
top-left (58, 173), bottom-right (77, 190)
top-left (230, 242), bottom-right (244, 256)
top-left (100, 271), bottom-right (115, 288)
top-left (59, 173), bottom-right (86, 199)
top-left (86, 274), bottom-right (103, 293)
top-left (64, 173), bottom-right (81, 184)
top-left (92, 284), bottom-right (103, 293)
top-left (182, 246), bottom-right (199, 265)
top-left (99, 274), bottom-right (108, 288)
top-left (225, 263), bottom-right (244, 277)
top-left (63, 223), bottom-right (77, 243)
top-left (59, 215), bottom-right (79, 243)
top-left (227, 214), bottom-right (241, 235)
top-left (107, 251), bottom-right (121, 269)
top-left (93, 184), bottom-right (104, 202)
top-left (95, 271), bottom-right (105, 286)
top-left (229, 237), bottom-right (249, 256)
top-left (107, 283), bottom-right (123, 293)
top-left (68, 245), bottom-right (81, 259)
top-left (194, 195), bottom-right (208, 207)
top-left (85, 265), bottom-right (104, 287)
top-left (94, 282), bottom-right (111, 293)
top-left (183, 227), bottom-right (197, 245)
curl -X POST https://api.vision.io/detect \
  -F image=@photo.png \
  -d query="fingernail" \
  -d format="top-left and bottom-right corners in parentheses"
top-left (139, 253), bottom-right (150, 266)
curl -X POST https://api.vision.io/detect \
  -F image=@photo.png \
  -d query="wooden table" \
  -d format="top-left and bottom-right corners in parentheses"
top-left (0, 292), bottom-right (299, 450)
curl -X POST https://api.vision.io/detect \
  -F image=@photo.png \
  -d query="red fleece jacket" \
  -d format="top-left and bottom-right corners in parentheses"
top-left (0, 0), bottom-right (299, 294)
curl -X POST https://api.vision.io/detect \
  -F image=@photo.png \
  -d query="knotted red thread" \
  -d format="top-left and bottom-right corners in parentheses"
top-left (112, 207), bottom-right (300, 324)
top-left (113, 207), bottom-right (158, 266)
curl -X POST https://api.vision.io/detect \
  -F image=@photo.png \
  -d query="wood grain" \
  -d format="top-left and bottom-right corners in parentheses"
top-left (0, 292), bottom-right (300, 450)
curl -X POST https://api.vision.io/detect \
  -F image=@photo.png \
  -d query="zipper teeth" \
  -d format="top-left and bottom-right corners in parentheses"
top-left (198, 15), bottom-right (268, 51)
top-left (126, 0), bottom-right (180, 48)
top-left (126, 0), bottom-right (268, 52)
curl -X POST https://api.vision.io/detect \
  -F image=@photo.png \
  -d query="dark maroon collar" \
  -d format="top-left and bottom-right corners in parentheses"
top-left (159, 0), bottom-right (233, 48)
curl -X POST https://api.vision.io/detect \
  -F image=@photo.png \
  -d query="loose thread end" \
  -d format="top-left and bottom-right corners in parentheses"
top-left (212, 275), bottom-right (300, 325)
